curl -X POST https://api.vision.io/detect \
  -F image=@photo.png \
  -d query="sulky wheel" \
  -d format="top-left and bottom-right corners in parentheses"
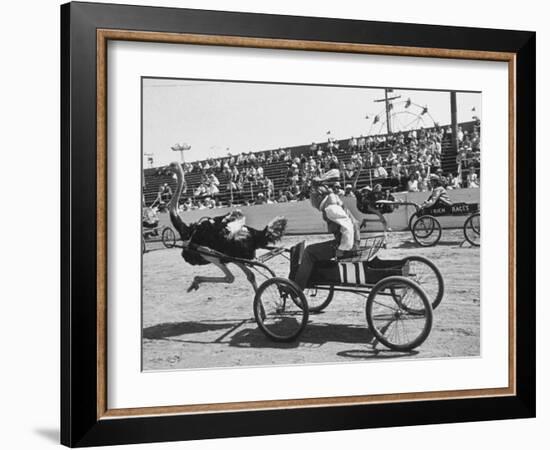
top-left (463, 212), bottom-right (480, 247)
top-left (412, 215), bottom-right (442, 247)
top-left (366, 276), bottom-right (433, 351)
top-left (393, 256), bottom-right (445, 313)
top-left (254, 278), bottom-right (309, 342)
top-left (408, 211), bottom-right (419, 231)
top-left (162, 227), bottom-right (177, 248)
top-left (302, 287), bottom-right (334, 313)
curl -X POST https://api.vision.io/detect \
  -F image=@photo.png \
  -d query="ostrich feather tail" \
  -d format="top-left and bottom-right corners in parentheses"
top-left (264, 216), bottom-right (287, 243)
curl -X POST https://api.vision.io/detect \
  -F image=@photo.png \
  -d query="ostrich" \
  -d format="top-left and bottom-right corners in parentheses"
top-left (352, 168), bottom-right (394, 232)
top-left (164, 162), bottom-right (287, 291)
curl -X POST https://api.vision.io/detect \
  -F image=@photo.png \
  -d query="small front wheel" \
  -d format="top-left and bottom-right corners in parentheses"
top-left (366, 276), bottom-right (433, 351)
top-left (254, 278), bottom-right (309, 342)
top-left (162, 227), bottom-right (177, 248)
top-left (463, 212), bottom-right (480, 247)
top-left (412, 215), bottom-right (442, 247)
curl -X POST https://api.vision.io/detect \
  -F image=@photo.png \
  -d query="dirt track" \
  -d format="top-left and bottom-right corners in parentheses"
top-left (142, 230), bottom-right (480, 371)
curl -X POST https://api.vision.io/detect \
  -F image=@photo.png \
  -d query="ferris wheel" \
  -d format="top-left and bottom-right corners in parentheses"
top-left (366, 90), bottom-right (439, 136)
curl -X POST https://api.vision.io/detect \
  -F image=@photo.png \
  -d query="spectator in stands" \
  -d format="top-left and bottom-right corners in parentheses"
top-left (457, 126), bottom-right (464, 143)
top-left (386, 148), bottom-right (397, 165)
top-left (358, 135), bottom-right (366, 151)
top-left (291, 185), bottom-right (301, 200)
top-left (364, 148), bottom-right (374, 168)
top-left (265, 177), bottom-right (274, 200)
top-left (407, 174), bottom-right (419, 192)
top-left (417, 171), bottom-right (428, 192)
top-left (431, 155), bottom-right (441, 172)
top-left (204, 197), bottom-right (215, 209)
top-left (373, 163), bottom-right (388, 179)
top-left (285, 190), bottom-right (297, 201)
top-left (344, 184), bottom-right (355, 198)
top-left (467, 167), bottom-right (479, 188)
top-left (206, 172), bottom-right (220, 196)
top-left (157, 183), bottom-right (172, 208)
top-left (449, 173), bottom-right (462, 189)
top-left (348, 136), bottom-right (358, 151)
top-left (144, 120), bottom-right (480, 210)
top-left (142, 205), bottom-right (160, 236)
top-left (344, 161), bottom-right (356, 180)
top-left (277, 190), bottom-right (288, 203)
top-left (373, 152), bottom-right (383, 167)
top-left (193, 183), bottom-right (206, 197)
top-left (255, 192), bottom-right (267, 205)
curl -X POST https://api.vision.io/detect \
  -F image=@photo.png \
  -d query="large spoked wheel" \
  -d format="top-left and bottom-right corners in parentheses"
top-left (302, 287), bottom-right (334, 313)
top-left (366, 276), bottom-right (433, 351)
top-left (254, 278), bottom-right (309, 342)
top-left (161, 227), bottom-right (177, 248)
top-left (463, 212), bottom-right (480, 247)
top-left (393, 256), bottom-right (445, 313)
top-left (408, 212), bottom-right (419, 231)
top-left (412, 215), bottom-right (442, 247)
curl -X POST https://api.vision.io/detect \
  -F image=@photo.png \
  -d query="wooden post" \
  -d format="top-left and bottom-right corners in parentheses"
top-left (450, 91), bottom-right (459, 152)
top-left (385, 89), bottom-right (392, 134)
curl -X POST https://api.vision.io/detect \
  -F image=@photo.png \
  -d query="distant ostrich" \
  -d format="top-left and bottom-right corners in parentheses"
top-left (164, 162), bottom-right (287, 291)
top-left (352, 169), bottom-right (394, 232)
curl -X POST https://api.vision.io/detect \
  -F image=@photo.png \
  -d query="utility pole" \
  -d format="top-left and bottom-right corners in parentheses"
top-left (450, 91), bottom-right (458, 153)
top-left (374, 88), bottom-right (401, 134)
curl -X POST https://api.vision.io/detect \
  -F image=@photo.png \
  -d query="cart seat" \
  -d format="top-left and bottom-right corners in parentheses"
top-left (288, 241), bottom-right (305, 281)
top-left (309, 257), bottom-right (408, 286)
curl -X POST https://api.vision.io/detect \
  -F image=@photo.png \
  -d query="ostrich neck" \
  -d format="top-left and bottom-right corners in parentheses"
top-left (167, 164), bottom-right (189, 238)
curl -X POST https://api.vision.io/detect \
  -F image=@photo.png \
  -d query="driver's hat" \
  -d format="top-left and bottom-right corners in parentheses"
top-left (316, 185), bottom-right (330, 196)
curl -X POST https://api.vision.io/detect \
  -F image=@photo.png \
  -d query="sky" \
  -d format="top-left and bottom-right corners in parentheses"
top-left (142, 78), bottom-right (481, 167)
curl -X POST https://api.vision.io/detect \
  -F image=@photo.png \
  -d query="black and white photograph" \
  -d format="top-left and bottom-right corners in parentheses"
top-left (141, 78), bottom-right (481, 371)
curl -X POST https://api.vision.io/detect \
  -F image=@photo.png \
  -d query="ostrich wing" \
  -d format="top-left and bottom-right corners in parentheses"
top-left (181, 212), bottom-right (287, 263)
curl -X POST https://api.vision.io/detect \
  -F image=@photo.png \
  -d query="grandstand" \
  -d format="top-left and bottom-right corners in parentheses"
top-left (143, 120), bottom-right (479, 208)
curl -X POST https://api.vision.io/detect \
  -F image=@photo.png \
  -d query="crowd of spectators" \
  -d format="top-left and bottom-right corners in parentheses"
top-left (152, 122), bottom-right (481, 210)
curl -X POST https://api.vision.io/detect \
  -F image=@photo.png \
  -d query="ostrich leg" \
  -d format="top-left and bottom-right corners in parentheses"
top-left (360, 210), bottom-right (389, 232)
top-left (187, 255), bottom-right (235, 292)
top-left (234, 263), bottom-right (258, 292)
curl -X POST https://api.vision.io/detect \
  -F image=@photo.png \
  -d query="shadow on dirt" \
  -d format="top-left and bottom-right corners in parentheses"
top-left (143, 321), bottom-right (233, 339)
top-left (391, 239), bottom-right (464, 249)
top-left (228, 322), bottom-right (379, 349)
top-left (337, 348), bottom-right (419, 360)
top-left (144, 320), bottom-right (423, 358)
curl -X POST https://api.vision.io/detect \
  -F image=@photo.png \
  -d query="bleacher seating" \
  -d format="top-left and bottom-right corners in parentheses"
top-left (143, 121), bottom-right (479, 207)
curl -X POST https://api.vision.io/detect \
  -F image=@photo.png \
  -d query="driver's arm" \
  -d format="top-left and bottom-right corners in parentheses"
top-left (422, 189), bottom-right (441, 208)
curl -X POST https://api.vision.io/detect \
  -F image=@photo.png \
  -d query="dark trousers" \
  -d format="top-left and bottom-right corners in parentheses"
top-left (294, 240), bottom-right (336, 289)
